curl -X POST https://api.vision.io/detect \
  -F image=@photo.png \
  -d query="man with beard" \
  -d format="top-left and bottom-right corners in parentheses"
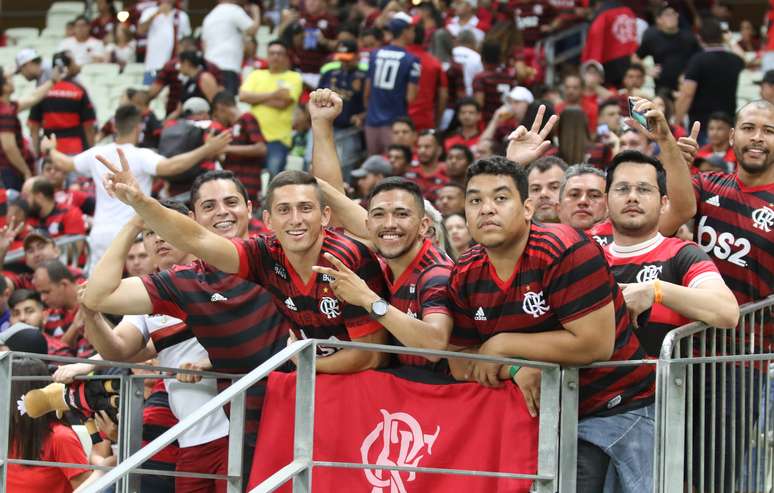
top-left (404, 130), bottom-right (449, 202)
top-left (24, 177), bottom-right (86, 240)
top-left (445, 144), bottom-right (473, 185)
top-left (307, 88), bottom-right (454, 369)
top-left (602, 150), bottom-right (738, 355)
top-left (526, 156), bottom-right (567, 223)
top-left (83, 170), bottom-right (290, 478)
top-left (557, 165), bottom-right (608, 232)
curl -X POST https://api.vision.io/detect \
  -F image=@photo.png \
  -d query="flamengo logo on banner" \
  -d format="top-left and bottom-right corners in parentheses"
top-left (360, 410), bottom-right (440, 493)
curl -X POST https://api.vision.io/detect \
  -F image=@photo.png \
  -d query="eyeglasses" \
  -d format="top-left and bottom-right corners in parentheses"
top-left (611, 183), bottom-right (659, 197)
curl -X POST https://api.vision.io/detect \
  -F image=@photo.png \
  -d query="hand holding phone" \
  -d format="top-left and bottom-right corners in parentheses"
top-left (628, 97), bottom-right (651, 132)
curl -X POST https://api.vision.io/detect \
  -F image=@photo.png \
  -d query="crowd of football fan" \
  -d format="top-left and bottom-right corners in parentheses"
top-left (0, 0), bottom-right (773, 491)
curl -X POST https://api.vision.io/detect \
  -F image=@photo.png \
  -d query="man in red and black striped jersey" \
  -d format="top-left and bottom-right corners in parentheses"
top-left (603, 150), bottom-right (738, 355)
top-left (25, 177), bottom-right (86, 239)
top-left (309, 89), bottom-right (453, 369)
top-left (211, 90), bottom-right (267, 203)
top-left (28, 53), bottom-right (96, 156)
top-left (403, 130), bottom-right (450, 203)
top-left (8, 289), bottom-right (75, 358)
top-left (0, 66), bottom-right (62, 191)
top-left (448, 156), bottom-right (656, 491)
top-left (83, 172), bottom-right (290, 476)
top-left (98, 148), bottom-right (391, 373)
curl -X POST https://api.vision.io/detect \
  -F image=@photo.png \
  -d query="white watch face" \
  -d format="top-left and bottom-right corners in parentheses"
top-left (372, 299), bottom-right (388, 317)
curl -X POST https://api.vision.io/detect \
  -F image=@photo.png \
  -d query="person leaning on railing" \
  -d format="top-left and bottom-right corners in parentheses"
top-left (5, 357), bottom-right (108, 493)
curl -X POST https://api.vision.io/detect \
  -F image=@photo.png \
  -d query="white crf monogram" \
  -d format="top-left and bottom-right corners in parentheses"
top-left (636, 264), bottom-right (663, 283)
top-left (361, 410), bottom-right (440, 493)
top-left (319, 297), bottom-right (340, 319)
top-left (523, 290), bottom-right (550, 318)
top-left (751, 206), bottom-right (774, 232)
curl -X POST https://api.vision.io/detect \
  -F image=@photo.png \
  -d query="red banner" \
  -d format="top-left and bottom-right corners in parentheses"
top-left (248, 370), bottom-right (539, 492)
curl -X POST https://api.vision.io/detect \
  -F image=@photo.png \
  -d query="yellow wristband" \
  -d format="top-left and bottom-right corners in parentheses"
top-left (653, 279), bottom-right (663, 305)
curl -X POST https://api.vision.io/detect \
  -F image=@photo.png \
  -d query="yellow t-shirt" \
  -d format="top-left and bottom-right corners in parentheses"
top-left (240, 69), bottom-right (303, 147)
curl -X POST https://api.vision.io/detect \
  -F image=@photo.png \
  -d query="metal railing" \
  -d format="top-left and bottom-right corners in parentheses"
top-left (80, 340), bottom-right (569, 493)
top-left (3, 234), bottom-right (87, 265)
top-left (0, 351), bottom-right (242, 493)
top-left (654, 295), bottom-right (774, 493)
top-left (536, 23), bottom-right (589, 86)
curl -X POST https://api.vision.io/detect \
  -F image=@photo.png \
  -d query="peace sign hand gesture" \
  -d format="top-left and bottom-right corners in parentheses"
top-left (97, 147), bottom-right (145, 207)
top-left (312, 252), bottom-right (379, 309)
top-left (505, 104), bottom-right (559, 166)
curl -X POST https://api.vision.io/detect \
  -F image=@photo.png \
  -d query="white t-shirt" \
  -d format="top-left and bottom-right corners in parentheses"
top-left (73, 142), bottom-right (161, 239)
top-left (124, 314), bottom-right (230, 448)
top-left (140, 7), bottom-right (192, 71)
top-left (57, 37), bottom-right (106, 66)
top-left (452, 46), bottom-right (484, 96)
top-left (202, 3), bottom-right (254, 73)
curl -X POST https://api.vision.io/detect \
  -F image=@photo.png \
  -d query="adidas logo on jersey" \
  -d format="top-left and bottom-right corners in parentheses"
top-left (285, 297), bottom-right (298, 311)
top-left (705, 195), bottom-right (720, 207)
top-left (210, 293), bottom-right (228, 302)
top-left (474, 307), bottom-right (487, 321)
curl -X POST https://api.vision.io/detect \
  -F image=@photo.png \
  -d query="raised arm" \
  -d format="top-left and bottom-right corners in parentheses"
top-left (98, 148), bottom-right (239, 273)
top-left (317, 178), bottom-right (371, 242)
top-left (155, 131), bottom-right (232, 177)
top-left (504, 104), bottom-right (559, 166)
top-left (41, 134), bottom-right (76, 173)
top-left (81, 217), bottom-right (155, 315)
top-left (309, 89), bottom-right (346, 192)
top-left (627, 97), bottom-right (697, 234)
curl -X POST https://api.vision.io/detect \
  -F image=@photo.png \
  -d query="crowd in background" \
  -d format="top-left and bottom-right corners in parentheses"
top-left (0, 0), bottom-right (773, 491)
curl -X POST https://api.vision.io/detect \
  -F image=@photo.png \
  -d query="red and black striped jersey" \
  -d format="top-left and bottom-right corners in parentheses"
top-left (34, 204), bottom-right (86, 238)
top-left (449, 222), bottom-right (655, 416)
top-left (693, 172), bottom-right (773, 350)
top-left (232, 229), bottom-right (389, 348)
top-left (154, 58), bottom-right (223, 116)
top-left (472, 67), bottom-right (513, 122)
top-left (0, 188), bottom-right (7, 226)
top-left (403, 163), bottom-right (450, 203)
top-left (380, 239), bottom-right (453, 367)
top-left (587, 218), bottom-right (613, 247)
top-left (693, 172), bottom-right (773, 305)
top-left (297, 13), bottom-right (339, 73)
top-left (604, 234), bottom-right (723, 356)
top-left (222, 112), bottom-right (266, 202)
top-left (5, 266), bottom-right (84, 291)
top-left (28, 80), bottom-right (95, 155)
top-left (142, 379), bottom-right (180, 467)
top-left (43, 332), bottom-right (76, 358)
top-left (141, 261), bottom-right (291, 440)
top-left (0, 101), bottom-right (33, 175)
top-left (43, 307), bottom-right (94, 358)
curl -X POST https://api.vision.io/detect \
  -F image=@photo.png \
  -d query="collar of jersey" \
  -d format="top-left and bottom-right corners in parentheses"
top-left (609, 233), bottom-right (664, 258)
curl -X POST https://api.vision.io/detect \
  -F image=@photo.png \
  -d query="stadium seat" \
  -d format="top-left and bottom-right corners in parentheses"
top-left (4, 28), bottom-right (40, 45)
top-left (80, 63), bottom-right (121, 80)
top-left (48, 1), bottom-right (85, 15)
top-left (122, 62), bottom-right (145, 78)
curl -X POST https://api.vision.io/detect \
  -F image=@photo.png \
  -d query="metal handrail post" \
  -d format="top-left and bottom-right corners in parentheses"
top-left (661, 360), bottom-right (687, 493)
top-left (82, 340), bottom-right (315, 492)
top-left (293, 340), bottom-right (317, 492)
top-left (123, 376), bottom-right (145, 493)
top-left (227, 389), bottom-right (246, 493)
top-left (0, 353), bottom-right (12, 493)
top-left (557, 367), bottom-right (579, 493)
top-left (535, 365), bottom-right (560, 493)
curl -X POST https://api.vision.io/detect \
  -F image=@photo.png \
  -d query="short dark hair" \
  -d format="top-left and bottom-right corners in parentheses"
top-left (456, 97), bottom-right (480, 113)
top-left (115, 104), bottom-right (142, 136)
top-left (418, 129), bottom-right (442, 148)
top-left (37, 259), bottom-right (75, 283)
top-left (212, 90), bottom-right (237, 108)
top-left (392, 117), bottom-right (416, 132)
top-left (441, 182), bottom-right (466, 193)
top-left (31, 178), bottom-right (55, 200)
top-left (735, 99), bottom-right (774, 124)
top-left (598, 98), bottom-right (621, 115)
top-left (481, 41), bottom-right (501, 65)
top-left (159, 199), bottom-right (190, 216)
top-left (527, 156), bottom-right (568, 175)
top-left (366, 177), bottom-right (425, 214)
top-left (8, 289), bottom-right (44, 310)
top-left (708, 111), bottom-right (733, 127)
top-left (699, 17), bottom-right (724, 44)
top-left (466, 156), bottom-right (529, 203)
top-left (179, 50), bottom-right (204, 67)
top-left (9, 197), bottom-right (30, 217)
top-left (605, 150), bottom-right (667, 196)
top-left (265, 170), bottom-right (323, 209)
top-left (73, 15), bottom-right (89, 24)
top-left (387, 144), bottom-right (412, 163)
top-left (448, 144), bottom-right (474, 164)
top-left (626, 63), bottom-right (645, 76)
top-left (268, 39), bottom-right (289, 52)
top-left (361, 27), bottom-right (384, 41)
top-left (190, 170), bottom-right (249, 209)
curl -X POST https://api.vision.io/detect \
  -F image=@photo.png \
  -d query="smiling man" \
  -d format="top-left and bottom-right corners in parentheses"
top-left (94, 148), bottom-right (390, 374)
top-left (447, 155), bottom-right (657, 492)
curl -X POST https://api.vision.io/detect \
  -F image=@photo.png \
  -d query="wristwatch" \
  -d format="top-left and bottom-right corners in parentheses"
top-left (369, 298), bottom-right (389, 319)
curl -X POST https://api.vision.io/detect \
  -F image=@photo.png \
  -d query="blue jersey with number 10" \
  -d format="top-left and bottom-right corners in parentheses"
top-left (365, 45), bottom-right (421, 127)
